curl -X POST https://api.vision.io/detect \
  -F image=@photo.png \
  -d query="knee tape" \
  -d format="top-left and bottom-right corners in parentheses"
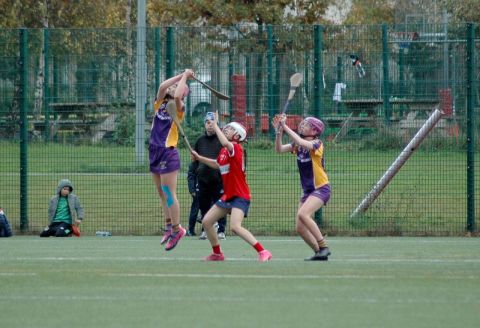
top-left (161, 185), bottom-right (174, 208)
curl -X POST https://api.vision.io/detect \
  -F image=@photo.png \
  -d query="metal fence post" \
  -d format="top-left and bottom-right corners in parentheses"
top-left (154, 27), bottom-right (161, 92)
top-left (335, 56), bottom-right (342, 114)
top-left (166, 27), bottom-right (174, 78)
top-left (313, 25), bottom-right (324, 226)
top-left (267, 25), bottom-right (274, 135)
top-left (466, 23), bottom-right (476, 233)
top-left (135, 0), bottom-right (146, 165)
top-left (43, 28), bottom-right (50, 141)
top-left (19, 28), bottom-right (29, 232)
top-left (398, 48), bottom-right (406, 117)
top-left (246, 53), bottom-right (252, 129)
top-left (313, 25), bottom-right (323, 119)
top-left (382, 24), bottom-right (391, 123)
top-left (228, 48), bottom-right (234, 119)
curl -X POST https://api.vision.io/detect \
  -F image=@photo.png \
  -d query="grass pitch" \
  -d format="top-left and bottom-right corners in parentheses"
top-left (1, 236), bottom-right (479, 328)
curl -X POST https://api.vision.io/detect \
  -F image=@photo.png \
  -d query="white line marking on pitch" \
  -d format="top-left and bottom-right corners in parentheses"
top-left (1, 294), bottom-right (478, 305)
top-left (106, 273), bottom-right (478, 280)
top-left (107, 273), bottom-right (394, 279)
top-left (9, 256), bottom-right (480, 264)
top-left (0, 272), bottom-right (37, 276)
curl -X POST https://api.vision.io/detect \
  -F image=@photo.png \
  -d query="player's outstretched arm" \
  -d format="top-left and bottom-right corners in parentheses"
top-left (157, 72), bottom-right (184, 100)
top-left (213, 111), bottom-right (234, 153)
top-left (191, 150), bottom-right (219, 169)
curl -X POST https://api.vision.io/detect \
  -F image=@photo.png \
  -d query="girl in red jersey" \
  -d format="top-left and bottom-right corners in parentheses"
top-left (191, 113), bottom-right (272, 262)
top-left (273, 114), bottom-right (331, 261)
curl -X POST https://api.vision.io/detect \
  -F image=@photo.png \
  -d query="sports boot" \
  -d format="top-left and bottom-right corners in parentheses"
top-left (165, 226), bottom-right (186, 251)
top-left (204, 253), bottom-right (225, 261)
top-left (160, 229), bottom-right (172, 245)
top-left (305, 247), bottom-right (331, 261)
top-left (258, 250), bottom-right (272, 262)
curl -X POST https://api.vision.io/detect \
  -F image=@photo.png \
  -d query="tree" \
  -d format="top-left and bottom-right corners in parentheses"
top-left (343, 0), bottom-right (394, 25)
top-left (147, 0), bottom-right (333, 26)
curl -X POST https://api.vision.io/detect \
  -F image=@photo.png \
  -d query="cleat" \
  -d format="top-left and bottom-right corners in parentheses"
top-left (217, 232), bottom-right (226, 240)
top-left (160, 229), bottom-right (172, 245)
top-left (204, 253), bottom-right (225, 261)
top-left (186, 231), bottom-right (196, 237)
top-left (165, 226), bottom-right (186, 251)
top-left (199, 231), bottom-right (207, 240)
top-left (305, 247), bottom-right (331, 261)
top-left (258, 250), bottom-right (272, 262)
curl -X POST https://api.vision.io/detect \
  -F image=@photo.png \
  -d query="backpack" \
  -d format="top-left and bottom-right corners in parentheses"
top-left (0, 208), bottom-right (13, 237)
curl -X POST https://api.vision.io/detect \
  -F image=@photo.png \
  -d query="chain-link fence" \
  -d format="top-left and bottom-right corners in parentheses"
top-left (0, 23), bottom-right (478, 236)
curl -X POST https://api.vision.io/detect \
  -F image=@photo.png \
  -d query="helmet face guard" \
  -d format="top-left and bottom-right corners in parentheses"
top-left (302, 117), bottom-right (325, 136)
top-left (225, 122), bottom-right (247, 141)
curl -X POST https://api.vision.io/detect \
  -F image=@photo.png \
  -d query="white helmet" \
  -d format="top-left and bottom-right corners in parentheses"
top-left (225, 122), bottom-right (247, 141)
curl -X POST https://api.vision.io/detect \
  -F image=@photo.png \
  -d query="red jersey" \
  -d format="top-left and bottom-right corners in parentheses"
top-left (216, 143), bottom-right (250, 201)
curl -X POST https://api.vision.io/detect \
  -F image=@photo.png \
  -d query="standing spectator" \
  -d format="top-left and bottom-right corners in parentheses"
top-left (40, 179), bottom-right (83, 237)
top-left (192, 112), bottom-right (227, 240)
top-left (186, 160), bottom-right (200, 236)
top-left (150, 69), bottom-right (194, 251)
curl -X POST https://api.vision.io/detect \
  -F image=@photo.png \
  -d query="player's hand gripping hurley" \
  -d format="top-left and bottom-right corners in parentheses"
top-left (166, 100), bottom-right (193, 153)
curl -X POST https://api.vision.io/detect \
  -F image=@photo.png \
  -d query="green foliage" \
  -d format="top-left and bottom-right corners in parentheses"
top-left (110, 112), bottom-right (136, 146)
top-left (0, 0), bottom-right (132, 28)
top-left (358, 128), bottom-right (405, 151)
top-left (247, 136), bottom-right (274, 149)
top-left (344, 0), bottom-right (394, 25)
top-left (148, 0), bottom-right (332, 26)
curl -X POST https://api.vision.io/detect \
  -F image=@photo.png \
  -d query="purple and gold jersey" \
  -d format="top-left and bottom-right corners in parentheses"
top-left (150, 98), bottom-right (185, 148)
top-left (292, 139), bottom-right (329, 194)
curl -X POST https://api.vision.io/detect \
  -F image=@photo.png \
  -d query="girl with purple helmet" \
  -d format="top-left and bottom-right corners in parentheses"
top-left (273, 114), bottom-right (331, 261)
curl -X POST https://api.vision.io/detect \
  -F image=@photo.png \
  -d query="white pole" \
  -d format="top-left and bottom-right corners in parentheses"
top-left (135, 0), bottom-right (146, 164)
top-left (351, 109), bottom-right (443, 218)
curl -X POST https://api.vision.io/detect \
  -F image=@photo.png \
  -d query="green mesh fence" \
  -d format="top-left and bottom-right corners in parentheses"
top-left (0, 24), bottom-right (478, 236)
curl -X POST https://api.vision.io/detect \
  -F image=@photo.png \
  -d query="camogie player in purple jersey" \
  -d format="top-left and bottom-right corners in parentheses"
top-left (150, 69), bottom-right (194, 251)
top-left (273, 114), bottom-right (331, 261)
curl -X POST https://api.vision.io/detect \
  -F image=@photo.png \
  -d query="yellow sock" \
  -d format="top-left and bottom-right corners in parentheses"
top-left (318, 239), bottom-right (328, 249)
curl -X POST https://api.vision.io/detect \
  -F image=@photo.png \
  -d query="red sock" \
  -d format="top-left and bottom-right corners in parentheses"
top-left (212, 245), bottom-right (222, 254)
top-left (253, 242), bottom-right (264, 253)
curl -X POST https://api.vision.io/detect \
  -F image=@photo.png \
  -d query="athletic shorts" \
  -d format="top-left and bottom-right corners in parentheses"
top-left (301, 184), bottom-right (331, 204)
top-left (149, 145), bottom-right (180, 174)
top-left (215, 197), bottom-right (250, 217)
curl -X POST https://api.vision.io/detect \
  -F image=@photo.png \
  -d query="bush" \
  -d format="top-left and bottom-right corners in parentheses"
top-left (359, 128), bottom-right (405, 151)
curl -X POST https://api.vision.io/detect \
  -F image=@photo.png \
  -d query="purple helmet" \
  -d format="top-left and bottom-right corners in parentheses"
top-left (304, 117), bottom-right (324, 136)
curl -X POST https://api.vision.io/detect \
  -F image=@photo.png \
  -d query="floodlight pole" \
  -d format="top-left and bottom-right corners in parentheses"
top-left (351, 109), bottom-right (443, 218)
top-left (135, 0), bottom-right (147, 164)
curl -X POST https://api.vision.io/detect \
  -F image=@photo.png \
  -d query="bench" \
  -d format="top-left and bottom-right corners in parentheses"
top-left (330, 98), bottom-right (440, 141)
top-left (33, 102), bottom-right (134, 142)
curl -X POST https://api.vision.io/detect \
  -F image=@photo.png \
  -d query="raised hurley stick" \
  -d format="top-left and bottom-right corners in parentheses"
top-left (191, 75), bottom-right (230, 100)
top-left (165, 100), bottom-right (193, 153)
top-left (282, 73), bottom-right (303, 114)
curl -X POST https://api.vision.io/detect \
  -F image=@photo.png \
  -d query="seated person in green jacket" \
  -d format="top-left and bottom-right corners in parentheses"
top-left (40, 179), bottom-right (84, 237)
